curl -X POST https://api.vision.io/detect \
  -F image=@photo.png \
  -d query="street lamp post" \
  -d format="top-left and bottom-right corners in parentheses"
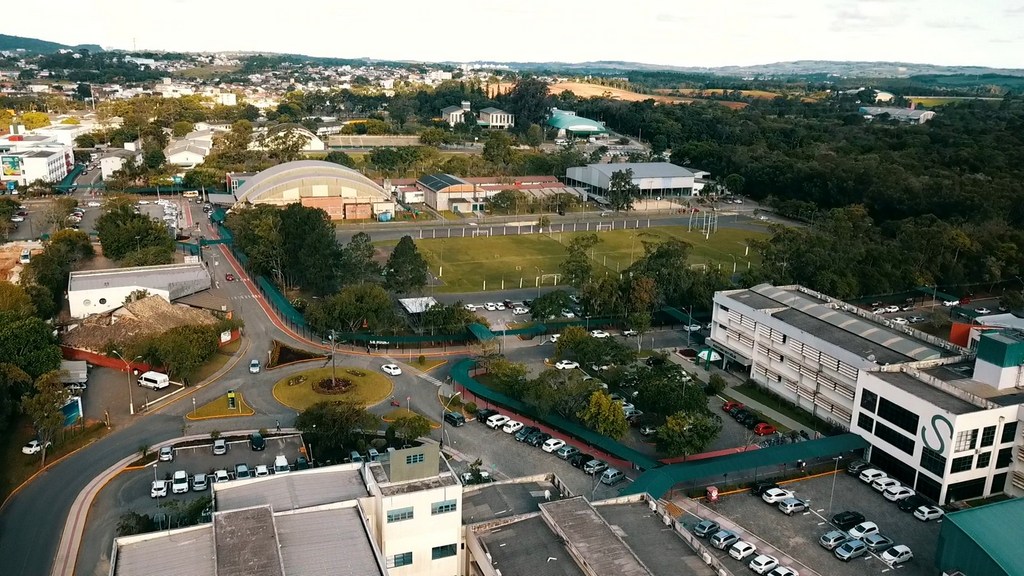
top-left (152, 463), bottom-right (158, 482)
top-left (439, 391), bottom-right (462, 449)
top-left (328, 329), bottom-right (339, 385)
top-left (828, 455), bottom-right (843, 518)
top-left (112, 350), bottom-right (142, 415)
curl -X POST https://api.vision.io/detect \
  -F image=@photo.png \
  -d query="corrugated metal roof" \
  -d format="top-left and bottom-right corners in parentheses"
top-left (942, 497), bottom-right (1024, 576)
top-left (113, 525), bottom-right (215, 576)
top-left (276, 507), bottom-right (384, 576)
top-left (214, 466), bottom-right (367, 512)
top-left (584, 162), bottom-right (694, 179)
top-left (546, 113), bottom-right (607, 133)
top-left (417, 173), bottom-right (468, 192)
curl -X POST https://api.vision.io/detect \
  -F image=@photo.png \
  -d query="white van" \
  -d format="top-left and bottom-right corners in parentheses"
top-left (137, 371), bottom-right (170, 390)
top-left (273, 455), bottom-right (291, 474)
top-left (19, 249), bottom-right (30, 264)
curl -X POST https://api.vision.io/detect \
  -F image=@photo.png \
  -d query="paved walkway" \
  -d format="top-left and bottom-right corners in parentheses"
top-left (664, 350), bottom-right (808, 433)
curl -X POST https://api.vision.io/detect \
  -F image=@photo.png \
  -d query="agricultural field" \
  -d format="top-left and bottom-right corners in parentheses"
top-left (548, 81), bottom-right (748, 109)
top-left (656, 88), bottom-right (782, 99)
top-left (412, 226), bottom-right (767, 293)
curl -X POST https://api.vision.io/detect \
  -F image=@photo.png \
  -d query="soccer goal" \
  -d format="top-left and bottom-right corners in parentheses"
top-left (471, 228), bottom-right (492, 237)
top-left (596, 223), bottom-right (613, 232)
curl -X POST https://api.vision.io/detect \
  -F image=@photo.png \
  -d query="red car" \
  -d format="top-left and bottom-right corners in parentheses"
top-left (722, 401), bottom-right (744, 413)
top-left (225, 273), bottom-right (235, 282)
top-left (754, 423), bottom-right (777, 436)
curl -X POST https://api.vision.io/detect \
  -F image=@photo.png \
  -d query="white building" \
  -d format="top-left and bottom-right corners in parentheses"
top-left (31, 123), bottom-right (90, 147)
top-left (0, 146), bottom-right (72, 186)
top-left (566, 162), bottom-right (703, 200)
top-left (67, 263), bottom-right (212, 319)
top-left (440, 102), bottom-right (470, 127)
top-left (250, 124), bottom-right (326, 153)
top-left (710, 283), bottom-right (1024, 504)
top-left (859, 106), bottom-right (936, 124)
top-left (477, 107), bottom-right (514, 129)
top-left (164, 129), bottom-right (214, 168)
top-left (99, 149), bottom-right (142, 180)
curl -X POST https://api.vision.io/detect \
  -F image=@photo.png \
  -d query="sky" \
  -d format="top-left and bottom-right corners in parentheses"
top-left (7, 0), bottom-right (1024, 69)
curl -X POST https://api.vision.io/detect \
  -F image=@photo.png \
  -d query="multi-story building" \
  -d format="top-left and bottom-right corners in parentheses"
top-left (0, 146), bottom-right (72, 185)
top-left (710, 283), bottom-right (1024, 504)
top-left (477, 107), bottom-right (514, 129)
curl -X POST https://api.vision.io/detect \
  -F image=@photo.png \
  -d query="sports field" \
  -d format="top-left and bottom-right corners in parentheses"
top-left (414, 226), bottom-right (768, 293)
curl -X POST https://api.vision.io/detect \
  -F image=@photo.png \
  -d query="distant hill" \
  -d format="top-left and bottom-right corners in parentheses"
top-left (0, 33), bottom-right (102, 54)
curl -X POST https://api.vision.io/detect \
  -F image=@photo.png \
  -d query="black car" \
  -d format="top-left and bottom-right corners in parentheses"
top-left (515, 426), bottom-right (539, 442)
top-left (524, 429), bottom-right (545, 445)
top-left (475, 409), bottom-right (498, 423)
top-left (570, 453), bottom-right (595, 468)
top-left (897, 494), bottom-right (928, 513)
top-left (846, 459), bottom-right (870, 476)
top-left (728, 406), bottom-right (745, 417)
top-left (294, 456), bottom-right (310, 470)
top-left (249, 432), bottom-right (266, 451)
top-left (529, 432), bottom-right (552, 447)
top-left (831, 510), bottom-right (866, 530)
top-left (750, 481), bottom-right (780, 496)
top-left (443, 412), bottom-right (466, 427)
top-left (523, 299), bottom-right (533, 307)
top-left (732, 409), bottom-right (751, 421)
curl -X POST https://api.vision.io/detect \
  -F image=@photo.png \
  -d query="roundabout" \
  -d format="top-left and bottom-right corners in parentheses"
top-left (271, 366), bottom-right (394, 410)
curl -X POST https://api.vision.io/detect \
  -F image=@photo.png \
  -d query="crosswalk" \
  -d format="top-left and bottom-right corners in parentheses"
top-left (420, 373), bottom-right (444, 387)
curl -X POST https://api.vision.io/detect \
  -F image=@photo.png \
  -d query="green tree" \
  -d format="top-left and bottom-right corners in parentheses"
top-left (96, 205), bottom-right (174, 261)
top-left (488, 189), bottom-right (529, 214)
top-left (506, 78), bottom-right (550, 130)
top-left (422, 302), bottom-right (479, 335)
top-left (482, 131), bottom-right (515, 165)
top-left (171, 121), bottom-right (194, 137)
top-left (295, 400), bottom-right (379, 455)
top-left (607, 168), bottom-right (640, 212)
top-left (116, 510), bottom-right (155, 537)
top-left (149, 325), bottom-right (219, 383)
top-left (480, 357), bottom-right (530, 397)
top-left (578, 391), bottom-right (628, 439)
top-left (143, 148), bottom-right (166, 170)
top-left (0, 311), bottom-right (62, 378)
top-left (74, 133), bottom-right (97, 148)
top-left (384, 236), bottom-right (428, 294)
top-left (723, 173), bottom-right (745, 195)
top-left (305, 283), bottom-right (396, 335)
top-left (529, 289), bottom-right (572, 320)
top-left (119, 245), bottom-right (175, 267)
top-left (555, 325), bottom-right (590, 358)
top-left (560, 233), bottom-right (600, 288)
top-left (628, 240), bottom-right (693, 306)
top-left (0, 281), bottom-right (36, 318)
top-left (21, 111), bottom-right (50, 130)
top-left (339, 232), bottom-right (381, 285)
top-left (278, 204), bottom-right (341, 295)
top-left (1000, 290), bottom-right (1024, 313)
top-left (21, 370), bottom-right (69, 467)
top-left (418, 128), bottom-right (452, 147)
top-left (392, 414), bottom-right (432, 443)
top-left (323, 150), bottom-right (356, 168)
top-left (655, 411), bottom-right (722, 458)
top-left (525, 123), bottom-right (543, 147)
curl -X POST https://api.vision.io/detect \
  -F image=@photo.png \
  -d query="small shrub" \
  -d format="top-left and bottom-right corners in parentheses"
top-left (258, 428), bottom-right (268, 436)
top-left (210, 430), bottom-right (221, 439)
top-left (385, 425), bottom-right (397, 446)
top-left (371, 438), bottom-right (388, 450)
top-left (706, 374), bottom-right (727, 396)
top-left (355, 438), bottom-right (367, 453)
top-left (346, 369), bottom-right (367, 377)
top-left (464, 401), bottom-right (478, 414)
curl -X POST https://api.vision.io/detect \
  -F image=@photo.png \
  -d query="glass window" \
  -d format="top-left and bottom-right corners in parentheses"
top-left (387, 552), bottom-right (413, 568)
top-left (875, 422), bottom-right (915, 455)
top-left (954, 430), bottom-right (978, 453)
top-left (431, 544), bottom-right (457, 560)
top-left (950, 455), bottom-right (973, 473)
top-left (976, 452), bottom-right (991, 468)
top-left (406, 453), bottom-right (425, 464)
top-left (857, 413), bottom-right (875, 433)
top-left (996, 447), bottom-right (1013, 468)
top-left (860, 390), bottom-right (878, 412)
top-left (431, 499), bottom-right (457, 515)
top-left (980, 426), bottom-right (997, 448)
top-left (386, 507), bottom-right (414, 523)
top-left (877, 397), bottom-right (919, 435)
top-left (1001, 422), bottom-right (1018, 444)
top-left (920, 447), bottom-right (947, 476)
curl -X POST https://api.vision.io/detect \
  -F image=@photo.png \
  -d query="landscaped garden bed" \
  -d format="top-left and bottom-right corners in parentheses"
top-left (268, 340), bottom-right (327, 369)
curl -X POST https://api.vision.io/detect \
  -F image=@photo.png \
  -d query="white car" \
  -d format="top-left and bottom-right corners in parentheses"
top-left (463, 304), bottom-right (478, 311)
top-left (254, 464), bottom-right (270, 477)
top-left (150, 480), bottom-right (168, 498)
top-left (10, 215), bottom-right (24, 222)
top-left (484, 302), bottom-right (497, 311)
top-left (541, 438), bottom-right (566, 453)
top-left (943, 299), bottom-right (960, 307)
top-left (158, 446), bottom-right (174, 461)
top-left (761, 488), bottom-right (794, 504)
top-left (683, 323), bottom-right (702, 332)
top-left (858, 468), bottom-right (887, 484)
top-left (513, 307), bottom-right (528, 315)
top-left (872, 477), bottom-right (901, 493)
top-left (502, 420), bottom-right (523, 434)
top-left (171, 470), bottom-right (189, 494)
top-left (87, 201), bottom-right (102, 207)
top-left (249, 359), bottom-right (261, 374)
top-left (555, 360), bottom-right (579, 370)
top-left (622, 329), bottom-right (638, 337)
top-left (767, 568), bottom-right (798, 576)
top-left (885, 305), bottom-right (900, 313)
top-left (486, 414), bottom-right (510, 429)
top-left (381, 364), bottom-right (402, 376)
top-left (975, 307), bottom-right (991, 315)
top-left (21, 440), bottom-right (52, 455)
top-left (883, 486), bottom-right (915, 502)
top-left (728, 540), bottom-right (757, 560)
top-left (549, 334), bottom-right (561, 343)
top-left (881, 544), bottom-right (913, 565)
top-left (748, 554), bottom-right (779, 575)
top-left (872, 307), bottom-right (887, 314)
top-left (914, 505), bottom-right (944, 522)
top-left (561, 309), bottom-right (576, 318)
top-left (848, 521), bottom-right (879, 539)
top-left (891, 317), bottom-right (908, 325)
top-left (590, 330), bottom-right (610, 339)
top-left (213, 469), bottom-right (231, 483)
top-left (591, 363), bottom-right (612, 371)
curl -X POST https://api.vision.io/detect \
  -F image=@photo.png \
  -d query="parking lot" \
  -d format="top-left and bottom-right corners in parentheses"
top-left (686, 472), bottom-right (940, 576)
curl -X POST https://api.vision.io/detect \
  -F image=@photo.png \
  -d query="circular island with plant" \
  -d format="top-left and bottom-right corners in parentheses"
top-left (272, 366), bottom-right (393, 410)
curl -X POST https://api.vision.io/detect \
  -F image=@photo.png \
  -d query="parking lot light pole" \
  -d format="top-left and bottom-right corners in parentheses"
top-left (828, 455), bottom-right (843, 518)
top-left (152, 463), bottom-right (158, 482)
top-left (439, 391), bottom-right (462, 450)
top-left (112, 350), bottom-right (142, 415)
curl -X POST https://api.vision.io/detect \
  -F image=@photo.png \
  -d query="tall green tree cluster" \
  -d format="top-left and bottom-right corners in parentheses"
top-left (95, 204), bottom-right (174, 263)
top-left (384, 236), bottom-right (429, 294)
top-left (20, 229), bottom-right (95, 318)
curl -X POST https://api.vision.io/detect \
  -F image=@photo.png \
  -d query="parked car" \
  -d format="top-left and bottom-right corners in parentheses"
top-left (692, 519), bottom-right (720, 538)
top-left (524, 430), bottom-right (546, 445)
top-left (213, 439), bottom-right (227, 455)
top-left (897, 494), bottom-right (929, 512)
top-left (549, 334), bottom-right (561, 343)
top-left (583, 459), bottom-right (608, 475)
top-left (514, 426), bottom-right (538, 442)
top-left (858, 468), bottom-right (887, 484)
top-left (834, 539), bottom-right (867, 561)
top-left (750, 481), bottom-right (780, 496)
top-left (761, 488), bottom-right (794, 504)
top-left (512, 307), bottom-right (529, 315)
top-left (159, 446), bottom-right (174, 461)
top-left (485, 414), bottom-right (510, 429)
top-left (254, 464), bottom-right (270, 477)
top-left (722, 400), bottom-right (744, 413)
top-left (883, 486), bottom-right (915, 502)
top-left (710, 529), bottom-right (739, 549)
top-left (766, 567), bottom-right (798, 576)
top-left (444, 412), bottom-right (466, 427)
top-left (151, 480), bottom-right (168, 498)
top-left (778, 497), bottom-right (808, 516)
top-left (600, 468), bottom-right (625, 485)
top-left (976, 307), bottom-right (991, 315)
top-left (590, 329), bottom-right (610, 338)
top-left (234, 463), bottom-right (251, 479)
top-left (863, 533), bottom-right (894, 552)
top-left (171, 470), bottom-right (189, 494)
top-left (819, 530), bottom-right (849, 550)
top-left (831, 510), bottom-right (865, 530)
top-left (21, 440), bottom-right (51, 455)
top-left (555, 360), bottom-right (579, 370)
top-left (541, 438), bottom-right (566, 453)
top-left (556, 445), bottom-right (580, 460)
top-left (885, 305), bottom-right (900, 313)
top-left (848, 521), bottom-right (879, 540)
top-left (475, 408), bottom-right (498, 423)
top-left (381, 363), bottom-right (402, 376)
top-left (639, 425), bottom-right (657, 436)
top-left (891, 317), bottom-right (908, 325)
top-left (683, 323), bottom-right (702, 332)
top-left (754, 423), bottom-right (777, 436)
top-left (484, 302), bottom-right (497, 311)
top-left (748, 554), bottom-right (779, 575)
top-left (570, 453), bottom-right (595, 469)
top-left (528, 432), bottom-right (552, 447)
top-left (213, 469), bottom-right (230, 483)
top-left (622, 329), bottom-right (638, 337)
top-left (249, 432), bottom-right (266, 451)
top-left (914, 505), bottom-right (944, 522)
top-left (872, 477), bottom-right (901, 493)
top-left (907, 315), bottom-right (926, 323)
top-left (845, 459), bottom-right (870, 476)
top-left (729, 540), bottom-right (757, 560)
top-left (561, 309), bottom-right (575, 318)
top-left (502, 420), bottom-right (523, 434)
top-left (192, 473), bottom-right (209, 491)
top-left (881, 544), bottom-right (914, 565)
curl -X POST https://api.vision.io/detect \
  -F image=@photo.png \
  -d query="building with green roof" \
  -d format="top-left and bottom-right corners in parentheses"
top-left (546, 108), bottom-right (608, 136)
top-left (936, 497), bottom-right (1024, 576)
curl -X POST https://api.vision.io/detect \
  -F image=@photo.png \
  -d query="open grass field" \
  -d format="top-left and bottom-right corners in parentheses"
top-left (415, 225), bottom-right (768, 293)
top-left (656, 88), bottom-right (781, 99)
top-left (549, 81), bottom-right (749, 110)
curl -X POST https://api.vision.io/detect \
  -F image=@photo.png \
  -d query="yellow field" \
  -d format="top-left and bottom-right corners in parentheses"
top-left (658, 88), bottom-right (781, 99)
top-left (549, 82), bottom-right (748, 109)
top-left (907, 97), bottom-right (959, 107)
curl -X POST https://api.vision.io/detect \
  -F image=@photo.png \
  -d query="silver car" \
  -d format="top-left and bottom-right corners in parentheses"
top-left (835, 539), bottom-right (867, 561)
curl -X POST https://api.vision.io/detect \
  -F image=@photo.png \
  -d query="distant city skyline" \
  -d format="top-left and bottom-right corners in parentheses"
top-left (6, 0), bottom-right (1024, 69)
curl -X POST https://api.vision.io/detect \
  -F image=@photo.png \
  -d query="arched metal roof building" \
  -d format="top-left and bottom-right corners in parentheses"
top-left (234, 160), bottom-right (391, 206)
top-left (546, 109), bottom-right (608, 135)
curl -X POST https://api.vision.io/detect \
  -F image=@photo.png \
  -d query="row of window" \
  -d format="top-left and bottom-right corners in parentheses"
top-left (386, 544), bottom-right (458, 568)
top-left (386, 499), bottom-right (458, 523)
top-left (921, 446), bottom-right (1013, 476)
top-left (952, 423), bottom-right (1017, 453)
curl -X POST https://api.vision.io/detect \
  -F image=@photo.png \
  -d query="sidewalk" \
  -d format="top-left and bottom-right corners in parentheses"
top-left (664, 349), bottom-right (807, 432)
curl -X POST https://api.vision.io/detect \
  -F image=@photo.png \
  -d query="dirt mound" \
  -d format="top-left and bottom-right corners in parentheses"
top-left (62, 295), bottom-right (219, 352)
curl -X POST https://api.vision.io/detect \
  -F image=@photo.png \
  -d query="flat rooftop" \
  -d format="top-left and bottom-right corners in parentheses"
top-left (477, 516), bottom-right (586, 576)
top-left (540, 497), bottom-right (649, 576)
top-left (113, 525), bottom-right (214, 576)
top-left (876, 370), bottom-right (981, 414)
top-left (215, 507), bottom-right (283, 576)
top-left (725, 284), bottom-right (955, 365)
top-left (594, 502), bottom-right (709, 576)
top-left (275, 506), bottom-right (383, 576)
top-left (462, 479), bottom-right (563, 524)
top-left (922, 363), bottom-right (1024, 406)
top-left (68, 263), bottom-right (210, 293)
top-left (379, 473), bottom-right (459, 496)
top-left (214, 466), bottom-right (367, 512)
